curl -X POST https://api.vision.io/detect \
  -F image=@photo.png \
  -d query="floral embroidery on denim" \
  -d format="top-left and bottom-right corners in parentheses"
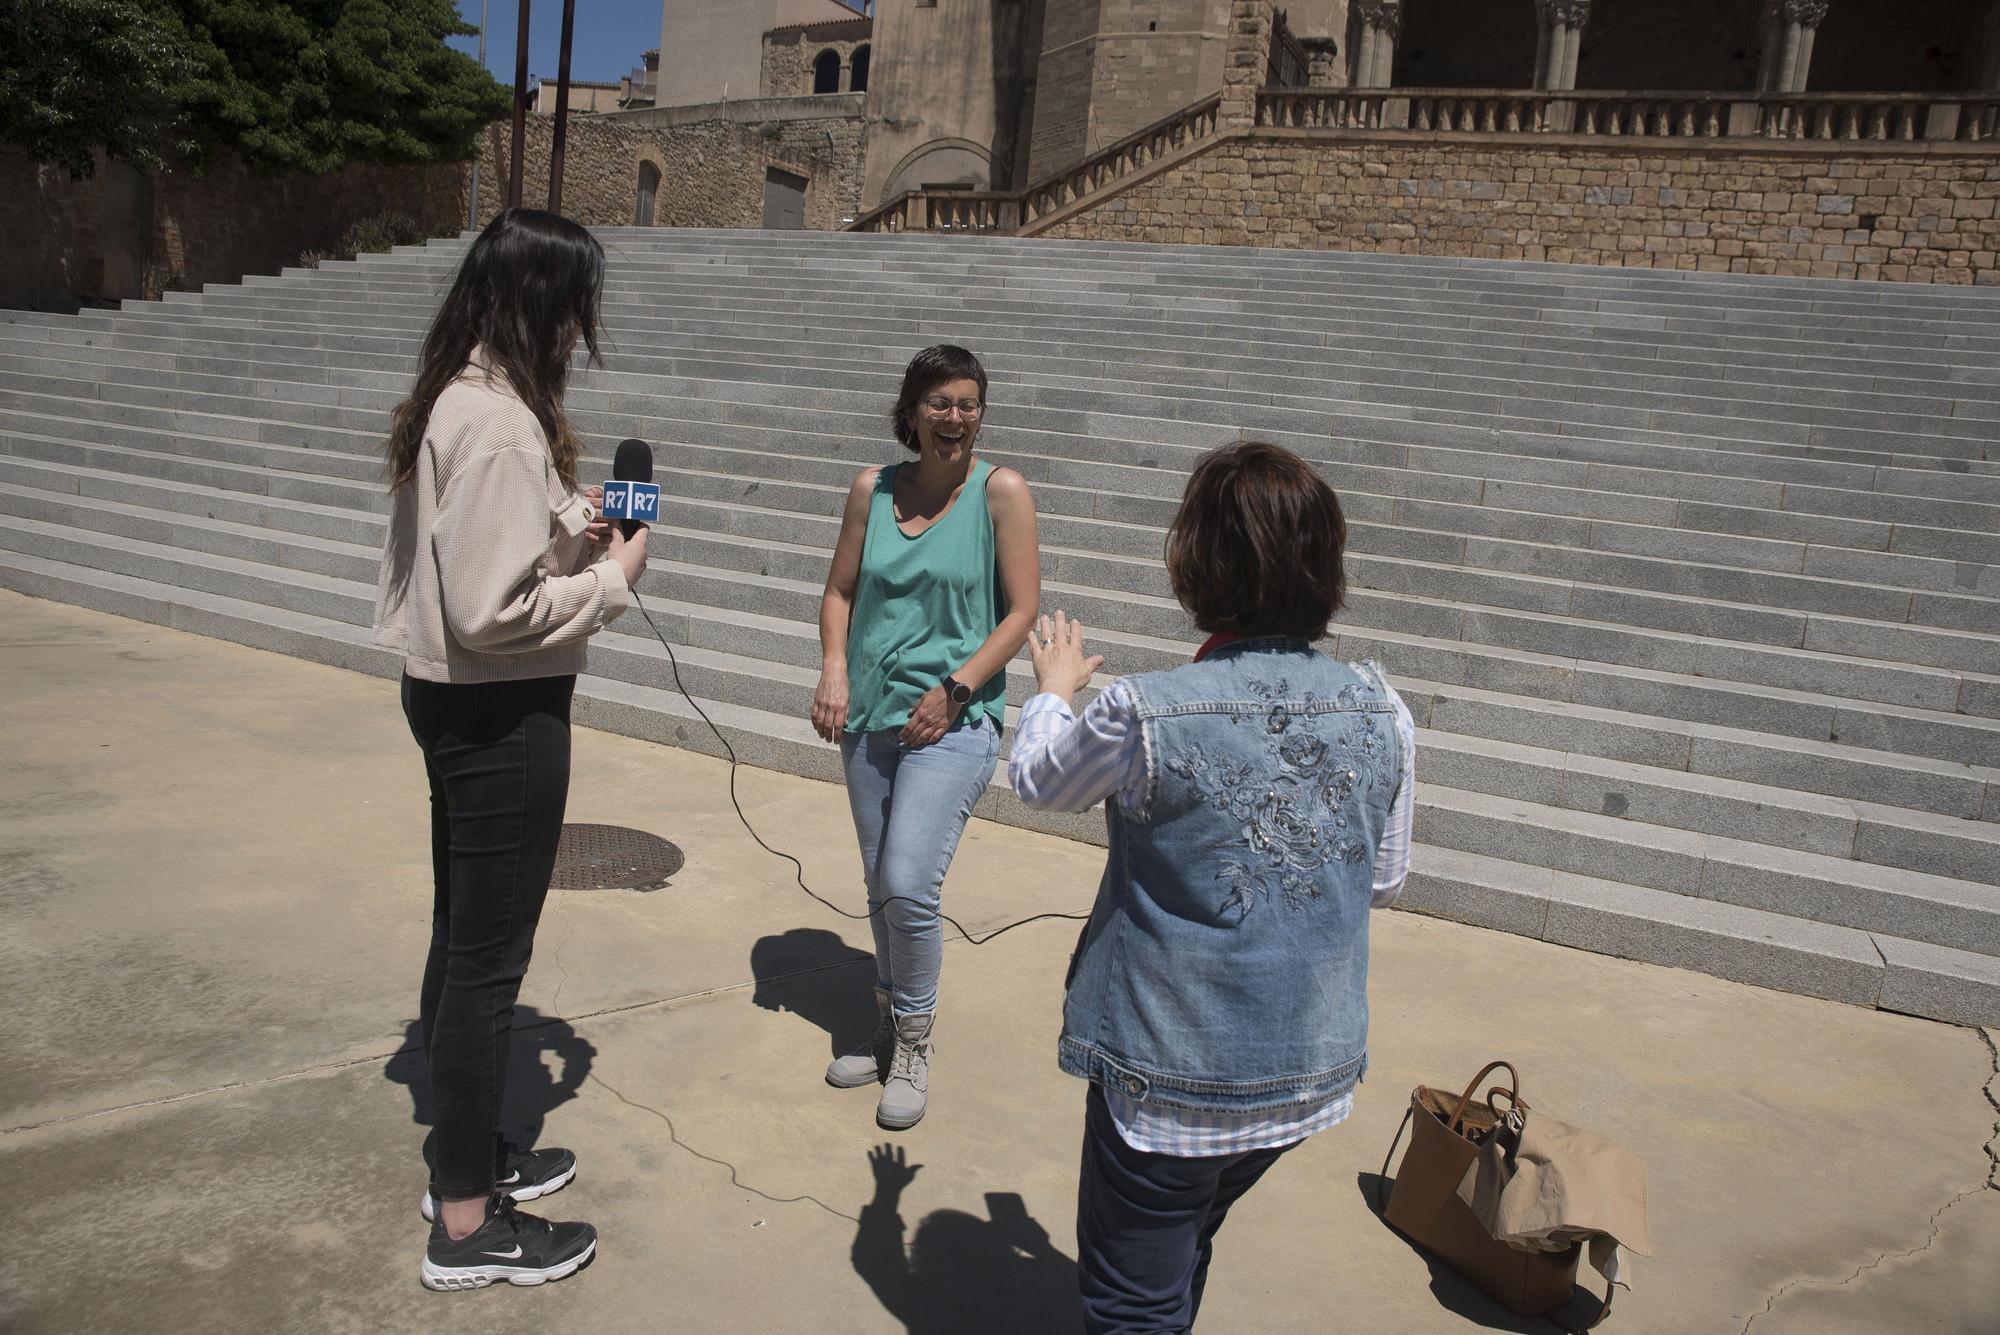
top-left (1164, 678), bottom-right (1376, 921)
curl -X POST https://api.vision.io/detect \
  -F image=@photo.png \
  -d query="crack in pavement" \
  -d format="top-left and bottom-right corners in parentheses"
top-left (587, 1072), bottom-right (859, 1224)
top-left (545, 890), bottom-right (578, 1021)
top-left (1739, 1025), bottom-right (2000, 1334)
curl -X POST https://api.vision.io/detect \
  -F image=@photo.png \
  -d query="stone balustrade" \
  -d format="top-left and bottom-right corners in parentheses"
top-left (1258, 87), bottom-right (2000, 143)
top-left (851, 95), bottom-right (1222, 234)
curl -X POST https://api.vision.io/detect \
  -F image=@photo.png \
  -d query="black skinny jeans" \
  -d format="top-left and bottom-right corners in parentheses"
top-left (401, 672), bottom-right (576, 1201)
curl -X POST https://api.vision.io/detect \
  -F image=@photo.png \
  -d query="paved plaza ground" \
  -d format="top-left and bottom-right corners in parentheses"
top-left (1, 590), bottom-right (1995, 1335)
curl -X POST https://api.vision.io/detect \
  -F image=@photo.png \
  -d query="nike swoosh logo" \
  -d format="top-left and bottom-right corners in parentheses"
top-left (480, 1245), bottom-right (524, 1259)
top-left (499, 1171), bottom-right (521, 1185)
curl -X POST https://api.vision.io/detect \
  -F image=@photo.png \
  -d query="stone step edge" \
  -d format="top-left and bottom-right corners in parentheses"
top-left (2, 493), bottom-right (1994, 765)
top-left (31, 306), bottom-right (1995, 419)
top-left (6, 503), bottom-right (1997, 866)
top-left (5, 368), bottom-right (1992, 542)
top-left (7, 478), bottom-right (1993, 731)
top-left (0, 548), bottom-right (1989, 1028)
top-left (6, 445), bottom-right (1988, 822)
top-left (137, 295), bottom-right (2000, 451)
top-left (234, 264), bottom-right (2000, 348)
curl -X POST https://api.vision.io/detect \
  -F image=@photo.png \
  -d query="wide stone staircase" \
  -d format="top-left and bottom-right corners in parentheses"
top-left (2, 229), bottom-right (1997, 1025)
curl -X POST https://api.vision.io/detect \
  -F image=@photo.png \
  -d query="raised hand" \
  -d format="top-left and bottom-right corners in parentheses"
top-left (1028, 610), bottom-right (1104, 701)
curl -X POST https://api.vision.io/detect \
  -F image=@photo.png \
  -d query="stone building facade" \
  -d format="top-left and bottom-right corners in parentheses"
top-left (474, 97), bottom-right (868, 233)
top-left (850, 0), bottom-right (2000, 285)
top-left (761, 17), bottom-right (873, 97)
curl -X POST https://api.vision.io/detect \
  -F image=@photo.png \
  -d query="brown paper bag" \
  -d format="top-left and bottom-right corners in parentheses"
top-left (1377, 1060), bottom-right (1589, 1320)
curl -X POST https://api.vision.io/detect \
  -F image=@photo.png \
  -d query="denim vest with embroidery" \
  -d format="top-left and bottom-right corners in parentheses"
top-left (1057, 638), bottom-right (1403, 1115)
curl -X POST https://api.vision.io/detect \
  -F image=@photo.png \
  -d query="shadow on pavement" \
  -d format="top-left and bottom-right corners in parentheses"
top-left (854, 1143), bottom-right (1084, 1334)
top-left (750, 927), bottom-right (880, 1060)
top-left (1356, 1172), bottom-right (1608, 1333)
top-left (383, 1006), bottom-right (598, 1160)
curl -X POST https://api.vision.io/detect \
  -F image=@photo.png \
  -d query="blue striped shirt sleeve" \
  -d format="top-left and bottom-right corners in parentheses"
top-left (1373, 687), bottom-right (1416, 908)
top-left (1008, 680), bottom-right (1144, 813)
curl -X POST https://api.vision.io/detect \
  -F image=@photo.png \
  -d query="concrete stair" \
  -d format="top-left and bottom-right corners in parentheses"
top-left (2, 228), bottom-right (1996, 1027)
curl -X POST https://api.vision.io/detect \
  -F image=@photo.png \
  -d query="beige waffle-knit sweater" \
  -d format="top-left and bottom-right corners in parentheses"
top-left (372, 357), bottom-right (630, 682)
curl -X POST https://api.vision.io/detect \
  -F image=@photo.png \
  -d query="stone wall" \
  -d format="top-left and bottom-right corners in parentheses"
top-left (1029, 0), bottom-right (1231, 182)
top-left (863, 0), bottom-right (1044, 204)
top-left (1088, 1), bottom-right (1231, 154)
top-left (761, 21), bottom-right (871, 97)
top-left (476, 102), bottom-right (868, 231)
top-left (0, 145), bottom-right (466, 312)
top-left (1030, 0), bottom-right (1104, 180)
top-left (1038, 134), bottom-right (2000, 284)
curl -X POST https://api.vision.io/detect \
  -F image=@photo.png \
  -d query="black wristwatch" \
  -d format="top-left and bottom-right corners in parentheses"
top-left (942, 675), bottom-right (972, 706)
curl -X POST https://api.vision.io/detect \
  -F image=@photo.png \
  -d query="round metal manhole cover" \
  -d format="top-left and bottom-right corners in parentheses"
top-left (550, 824), bottom-right (684, 892)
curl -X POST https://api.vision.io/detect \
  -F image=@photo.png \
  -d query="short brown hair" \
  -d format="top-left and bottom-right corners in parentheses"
top-left (890, 344), bottom-right (988, 453)
top-left (1165, 441), bottom-right (1347, 641)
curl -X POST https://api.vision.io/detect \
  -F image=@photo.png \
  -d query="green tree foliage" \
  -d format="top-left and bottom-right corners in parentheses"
top-left (0, 0), bottom-right (198, 178)
top-left (2, 0), bottom-right (509, 178)
top-left (173, 0), bottom-right (508, 175)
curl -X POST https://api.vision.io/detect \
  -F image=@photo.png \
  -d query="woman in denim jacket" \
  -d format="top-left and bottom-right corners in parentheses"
top-left (1010, 441), bottom-right (1415, 1334)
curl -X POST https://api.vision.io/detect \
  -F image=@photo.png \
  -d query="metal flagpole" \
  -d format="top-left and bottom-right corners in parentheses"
top-left (508, 0), bottom-right (531, 207)
top-left (467, 0), bottom-right (489, 230)
top-left (548, 0), bottom-right (578, 213)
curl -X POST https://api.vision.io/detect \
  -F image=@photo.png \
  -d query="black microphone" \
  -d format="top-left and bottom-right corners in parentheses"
top-left (612, 438), bottom-right (655, 539)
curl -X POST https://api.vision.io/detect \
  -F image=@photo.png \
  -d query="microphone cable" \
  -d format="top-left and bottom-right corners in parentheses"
top-left (630, 594), bottom-right (1093, 947)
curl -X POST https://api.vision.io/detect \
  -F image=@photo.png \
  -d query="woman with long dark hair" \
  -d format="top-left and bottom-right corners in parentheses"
top-left (372, 208), bottom-right (645, 1291)
top-left (811, 344), bottom-right (1041, 1130)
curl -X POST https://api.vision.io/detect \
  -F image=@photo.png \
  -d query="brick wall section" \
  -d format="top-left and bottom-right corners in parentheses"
top-left (476, 109), bottom-right (867, 231)
top-left (151, 153), bottom-right (465, 288)
top-left (1029, 0), bottom-right (1105, 179)
top-left (1086, 1), bottom-right (1230, 149)
top-left (0, 149), bottom-right (102, 310)
top-left (0, 145), bottom-right (465, 311)
top-left (1040, 136), bottom-right (2000, 285)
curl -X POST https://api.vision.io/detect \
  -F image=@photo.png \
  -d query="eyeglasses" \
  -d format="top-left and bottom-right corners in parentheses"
top-left (920, 397), bottom-right (985, 418)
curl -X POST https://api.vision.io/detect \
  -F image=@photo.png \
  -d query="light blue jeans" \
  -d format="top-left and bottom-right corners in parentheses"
top-left (839, 718), bottom-right (1000, 1018)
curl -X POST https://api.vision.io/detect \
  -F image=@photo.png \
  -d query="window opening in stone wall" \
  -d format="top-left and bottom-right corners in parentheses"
top-left (635, 161), bottom-right (660, 226)
top-left (851, 44), bottom-right (871, 93)
top-left (813, 49), bottom-right (842, 94)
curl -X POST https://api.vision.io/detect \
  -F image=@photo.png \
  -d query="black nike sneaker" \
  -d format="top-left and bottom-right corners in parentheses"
top-left (420, 1195), bottom-right (597, 1291)
top-left (421, 1145), bottom-right (577, 1221)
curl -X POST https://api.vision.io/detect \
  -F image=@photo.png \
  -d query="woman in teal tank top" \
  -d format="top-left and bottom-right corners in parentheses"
top-left (810, 345), bottom-right (1042, 1130)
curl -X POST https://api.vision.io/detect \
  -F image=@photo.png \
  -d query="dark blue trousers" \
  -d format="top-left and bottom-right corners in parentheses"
top-left (1075, 1083), bottom-right (1295, 1334)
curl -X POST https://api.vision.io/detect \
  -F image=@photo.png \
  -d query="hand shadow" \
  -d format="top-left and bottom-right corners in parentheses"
top-left (749, 927), bottom-right (880, 1059)
top-left (383, 1005), bottom-right (598, 1165)
top-left (1357, 1172), bottom-right (1608, 1334)
top-left (853, 1143), bottom-right (1084, 1335)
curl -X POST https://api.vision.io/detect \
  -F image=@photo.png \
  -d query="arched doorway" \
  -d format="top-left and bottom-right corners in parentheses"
top-left (634, 161), bottom-right (660, 226)
top-left (884, 139), bottom-right (993, 197)
top-left (813, 49), bottom-right (842, 94)
top-left (851, 44), bottom-right (871, 93)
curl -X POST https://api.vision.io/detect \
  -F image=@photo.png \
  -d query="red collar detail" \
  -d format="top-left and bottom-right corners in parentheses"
top-left (1194, 632), bottom-right (1242, 663)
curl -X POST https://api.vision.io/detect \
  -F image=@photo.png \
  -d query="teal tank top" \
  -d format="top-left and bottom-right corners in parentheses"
top-left (844, 458), bottom-right (1006, 734)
